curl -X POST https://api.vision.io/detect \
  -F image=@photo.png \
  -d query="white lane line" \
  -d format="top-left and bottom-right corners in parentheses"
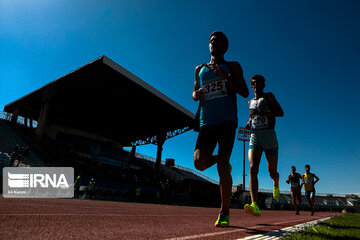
top-left (237, 216), bottom-right (332, 240)
top-left (162, 217), bottom-right (322, 240)
top-left (163, 228), bottom-right (248, 240)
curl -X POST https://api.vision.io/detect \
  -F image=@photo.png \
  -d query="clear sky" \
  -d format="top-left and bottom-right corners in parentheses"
top-left (1, 0), bottom-right (359, 194)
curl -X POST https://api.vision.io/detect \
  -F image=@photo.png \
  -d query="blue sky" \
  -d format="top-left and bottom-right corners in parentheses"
top-left (1, 0), bottom-right (359, 194)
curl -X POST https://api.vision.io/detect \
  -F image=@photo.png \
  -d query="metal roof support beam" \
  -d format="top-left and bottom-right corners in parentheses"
top-left (24, 117), bottom-right (29, 128)
top-left (11, 108), bottom-right (19, 125)
top-left (35, 87), bottom-right (53, 141)
top-left (30, 118), bottom-right (34, 129)
top-left (35, 102), bottom-right (50, 141)
top-left (131, 126), bottom-right (192, 146)
top-left (128, 145), bottom-right (136, 170)
top-left (155, 133), bottom-right (166, 170)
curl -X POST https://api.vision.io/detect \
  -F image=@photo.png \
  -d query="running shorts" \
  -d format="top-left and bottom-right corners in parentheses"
top-left (249, 128), bottom-right (278, 155)
top-left (291, 187), bottom-right (302, 200)
top-left (305, 190), bottom-right (315, 199)
top-left (195, 121), bottom-right (236, 155)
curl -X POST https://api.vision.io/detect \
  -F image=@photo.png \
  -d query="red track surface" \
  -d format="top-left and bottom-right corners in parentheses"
top-left (0, 196), bottom-right (338, 240)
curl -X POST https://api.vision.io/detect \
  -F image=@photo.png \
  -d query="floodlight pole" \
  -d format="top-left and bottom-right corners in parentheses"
top-left (237, 127), bottom-right (251, 191)
top-left (243, 140), bottom-right (245, 191)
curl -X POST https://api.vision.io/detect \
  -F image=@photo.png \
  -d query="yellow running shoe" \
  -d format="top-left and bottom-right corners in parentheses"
top-left (244, 202), bottom-right (261, 216)
top-left (273, 183), bottom-right (280, 200)
top-left (214, 211), bottom-right (230, 227)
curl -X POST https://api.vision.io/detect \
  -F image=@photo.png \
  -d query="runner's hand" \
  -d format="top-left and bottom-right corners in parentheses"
top-left (209, 64), bottom-right (228, 79)
top-left (245, 121), bottom-right (251, 130)
top-left (193, 88), bottom-right (204, 100)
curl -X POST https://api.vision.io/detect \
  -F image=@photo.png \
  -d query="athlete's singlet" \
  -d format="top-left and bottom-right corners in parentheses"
top-left (303, 173), bottom-right (315, 192)
top-left (289, 173), bottom-right (301, 189)
top-left (248, 94), bottom-right (275, 130)
top-left (199, 63), bottom-right (237, 127)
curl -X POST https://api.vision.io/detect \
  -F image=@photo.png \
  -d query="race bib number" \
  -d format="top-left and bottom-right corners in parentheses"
top-left (203, 77), bottom-right (227, 101)
top-left (291, 182), bottom-right (299, 188)
top-left (251, 115), bottom-right (268, 129)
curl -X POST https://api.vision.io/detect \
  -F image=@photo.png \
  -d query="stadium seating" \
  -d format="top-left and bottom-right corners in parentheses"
top-left (0, 119), bottom-right (54, 167)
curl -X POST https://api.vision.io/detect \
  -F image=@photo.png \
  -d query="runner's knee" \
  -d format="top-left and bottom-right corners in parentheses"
top-left (194, 161), bottom-right (207, 171)
top-left (249, 164), bottom-right (259, 176)
top-left (194, 149), bottom-right (208, 171)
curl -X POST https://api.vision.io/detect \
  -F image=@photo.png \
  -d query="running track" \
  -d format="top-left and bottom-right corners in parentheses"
top-left (0, 196), bottom-right (338, 240)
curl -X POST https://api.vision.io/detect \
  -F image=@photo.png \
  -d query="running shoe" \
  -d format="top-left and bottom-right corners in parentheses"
top-left (295, 211), bottom-right (299, 215)
top-left (311, 210), bottom-right (314, 216)
top-left (244, 202), bottom-right (261, 216)
top-left (273, 183), bottom-right (280, 200)
top-left (214, 211), bottom-right (230, 227)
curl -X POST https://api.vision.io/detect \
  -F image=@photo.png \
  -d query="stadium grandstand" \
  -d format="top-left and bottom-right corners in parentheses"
top-left (1, 56), bottom-right (359, 212)
top-left (0, 56), bottom-right (220, 206)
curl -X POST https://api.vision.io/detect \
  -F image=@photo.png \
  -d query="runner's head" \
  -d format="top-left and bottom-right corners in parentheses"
top-left (305, 164), bottom-right (310, 173)
top-left (209, 31), bottom-right (228, 56)
top-left (291, 166), bottom-right (296, 173)
top-left (250, 74), bottom-right (265, 93)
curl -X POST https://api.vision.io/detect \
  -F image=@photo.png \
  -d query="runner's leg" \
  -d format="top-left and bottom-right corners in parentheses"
top-left (265, 153), bottom-right (279, 188)
top-left (291, 190), bottom-right (298, 212)
top-left (194, 149), bottom-right (218, 171)
top-left (217, 153), bottom-right (232, 212)
top-left (248, 148), bottom-right (262, 203)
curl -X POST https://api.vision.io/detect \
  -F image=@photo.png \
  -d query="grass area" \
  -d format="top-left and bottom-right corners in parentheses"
top-left (281, 213), bottom-right (360, 240)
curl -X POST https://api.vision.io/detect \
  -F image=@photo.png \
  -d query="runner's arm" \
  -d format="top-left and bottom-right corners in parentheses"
top-left (301, 174), bottom-right (305, 184)
top-left (249, 92), bottom-right (283, 117)
top-left (313, 174), bottom-right (319, 185)
top-left (286, 174), bottom-right (290, 184)
top-left (245, 118), bottom-right (251, 130)
top-left (299, 174), bottom-right (304, 189)
top-left (192, 65), bottom-right (204, 101)
top-left (208, 61), bottom-right (249, 98)
top-left (259, 92), bottom-right (284, 117)
top-left (227, 62), bottom-right (249, 98)
top-left (245, 101), bottom-right (252, 129)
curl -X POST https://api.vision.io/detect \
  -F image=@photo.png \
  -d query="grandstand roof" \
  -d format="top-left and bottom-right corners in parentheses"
top-left (4, 56), bottom-right (195, 146)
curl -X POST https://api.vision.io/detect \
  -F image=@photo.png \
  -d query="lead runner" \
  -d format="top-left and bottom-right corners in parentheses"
top-left (192, 31), bottom-right (249, 227)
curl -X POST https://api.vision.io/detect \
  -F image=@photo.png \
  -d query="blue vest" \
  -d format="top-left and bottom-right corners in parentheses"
top-left (199, 63), bottom-right (237, 127)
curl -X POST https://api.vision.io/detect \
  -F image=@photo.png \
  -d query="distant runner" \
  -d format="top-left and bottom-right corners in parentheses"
top-left (193, 31), bottom-right (249, 227)
top-left (286, 166), bottom-right (303, 215)
top-left (302, 164), bottom-right (319, 216)
top-left (88, 178), bottom-right (96, 200)
top-left (74, 174), bottom-right (82, 199)
top-left (244, 74), bottom-right (284, 217)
